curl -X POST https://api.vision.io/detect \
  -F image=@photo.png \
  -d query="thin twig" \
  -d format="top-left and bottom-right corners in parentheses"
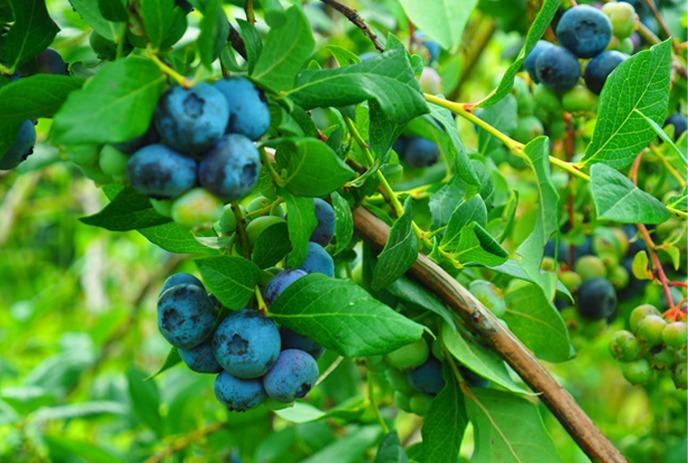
top-left (145, 421), bottom-right (225, 463)
top-left (643, 0), bottom-right (679, 52)
top-left (352, 206), bottom-right (627, 463)
top-left (320, 0), bottom-right (385, 52)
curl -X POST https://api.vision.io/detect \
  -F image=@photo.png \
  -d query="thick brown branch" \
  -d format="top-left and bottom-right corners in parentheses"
top-left (353, 206), bottom-right (627, 463)
top-left (320, 0), bottom-right (385, 52)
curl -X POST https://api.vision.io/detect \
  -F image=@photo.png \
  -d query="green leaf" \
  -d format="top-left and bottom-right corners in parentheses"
top-left (465, 388), bottom-right (562, 463)
top-left (145, 348), bottom-right (181, 380)
top-left (274, 396), bottom-right (366, 424)
top-left (0, 0), bottom-right (59, 71)
top-left (582, 40), bottom-right (672, 168)
top-left (591, 163), bottom-right (670, 224)
top-left (332, 191), bottom-right (354, 254)
top-left (237, 19), bottom-right (263, 74)
top-left (195, 256), bottom-right (261, 310)
top-left (478, 0), bottom-right (560, 107)
top-left (126, 368), bottom-right (163, 436)
top-left (29, 401), bottom-right (127, 423)
top-left (372, 209), bottom-right (418, 291)
top-left (453, 222), bottom-right (508, 267)
top-left (634, 108), bottom-right (688, 165)
top-left (301, 426), bottom-right (382, 463)
top-left (429, 178), bottom-right (465, 228)
top-left (504, 283), bottom-right (573, 362)
top-left (197, 0), bottom-right (229, 69)
top-left (387, 277), bottom-right (455, 328)
top-left (252, 6), bottom-right (315, 92)
top-left (287, 43), bottom-right (428, 156)
top-left (441, 195), bottom-right (487, 252)
top-left (477, 95), bottom-right (518, 156)
top-left (375, 432), bottom-right (408, 463)
top-left (398, 0), bottom-right (477, 51)
top-left (270, 274), bottom-right (424, 357)
top-left (253, 221), bottom-right (291, 269)
top-left (274, 138), bottom-right (355, 197)
top-left (53, 56), bottom-right (166, 144)
top-left (44, 435), bottom-right (126, 463)
top-left (421, 377), bottom-right (468, 463)
top-left (0, 74), bottom-right (83, 153)
top-left (69, 0), bottom-right (124, 41)
top-left (283, 192), bottom-right (317, 267)
top-left (140, 0), bottom-right (178, 49)
top-left (80, 187), bottom-right (170, 231)
top-left (441, 323), bottom-right (529, 394)
top-left (98, 0), bottom-right (127, 22)
top-left (138, 222), bottom-right (217, 255)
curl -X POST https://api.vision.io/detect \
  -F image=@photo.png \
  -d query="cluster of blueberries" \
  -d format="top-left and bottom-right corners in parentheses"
top-left (545, 225), bottom-right (649, 321)
top-left (525, 3), bottom-right (633, 95)
top-left (1, 49), bottom-right (68, 170)
top-left (123, 77), bottom-right (270, 226)
top-left (156, 196), bottom-right (337, 411)
top-left (610, 303), bottom-right (686, 388)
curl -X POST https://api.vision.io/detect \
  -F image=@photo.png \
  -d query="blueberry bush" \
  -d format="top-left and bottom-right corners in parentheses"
top-left (1, 0), bottom-right (687, 462)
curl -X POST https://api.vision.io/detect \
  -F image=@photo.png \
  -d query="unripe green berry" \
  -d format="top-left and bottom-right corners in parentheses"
top-left (67, 144), bottom-right (100, 166)
top-left (394, 390), bottom-right (412, 412)
top-left (672, 362), bottom-right (687, 390)
top-left (602, 2), bottom-right (636, 39)
top-left (171, 188), bottom-right (223, 228)
top-left (245, 215), bottom-right (286, 244)
top-left (609, 330), bottom-right (641, 362)
top-left (560, 271), bottom-right (582, 293)
top-left (384, 339), bottom-right (429, 371)
top-left (541, 256), bottom-right (556, 272)
top-left (246, 196), bottom-right (271, 214)
top-left (637, 314), bottom-right (667, 347)
top-left (469, 280), bottom-right (506, 317)
top-left (575, 255), bottom-right (607, 281)
top-left (385, 367), bottom-right (414, 395)
top-left (662, 321), bottom-right (688, 348)
top-left (608, 265), bottom-right (629, 290)
top-left (150, 198), bottom-right (173, 218)
top-left (215, 205), bottom-right (237, 234)
top-left (512, 115), bottom-right (544, 143)
top-left (419, 67), bottom-right (442, 94)
top-left (562, 85), bottom-right (598, 113)
top-left (622, 359), bottom-right (651, 385)
top-left (98, 145), bottom-right (129, 179)
top-left (629, 304), bottom-right (660, 333)
top-left (649, 347), bottom-right (674, 370)
top-left (533, 84), bottom-right (562, 114)
top-left (409, 393), bottom-right (433, 415)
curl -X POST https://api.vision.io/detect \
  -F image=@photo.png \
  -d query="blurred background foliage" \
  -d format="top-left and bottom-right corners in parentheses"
top-left (0, 0), bottom-right (686, 462)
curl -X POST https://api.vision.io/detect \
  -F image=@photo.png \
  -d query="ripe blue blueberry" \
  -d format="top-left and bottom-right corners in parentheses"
top-left (666, 113), bottom-right (687, 141)
top-left (300, 242), bottom-right (335, 277)
top-left (265, 269), bottom-right (307, 306)
top-left (128, 144), bottom-right (197, 198)
top-left (525, 40), bottom-right (554, 83)
top-left (263, 349), bottom-right (319, 402)
top-left (198, 134), bottom-right (261, 201)
top-left (407, 356), bottom-right (445, 395)
top-left (214, 371), bottom-right (266, 412)
top-left (459, 366), bottom-right (490, 388)
top-left (36, 49), bottom-right (68, 74)
top-left (280, 327), bottom-right (324, 359)
top-left (401, 137), bottom-right (440, 168)
top-left (0, 120), bottom-right (36, 170)
top-left (161, 272), bottom-right (204, 295)
top-left (576, 277), bottom-right (617, 320)
top-left (157, 284), bottom-right (217, 349)
top-left (179, 340), bottom-right (222, 373)
top-left (214, 77), bottom-right (271, 140)
top-left (556, 5), bottom-right (612, 58)
top-left (584, 50), bottom-right (629, 94)
top-left (393, 136), bottom-right (410, 156)
top-left (535, 45), bottom-right (580, 93)
top-left (212, 309), bottom-right (281, 379)
top-left (154, 83), bottom-right (229, 155)
top-left (423, 41), bottom-right (441, 64)
top-left (310, 198), bottom-right (335, 246)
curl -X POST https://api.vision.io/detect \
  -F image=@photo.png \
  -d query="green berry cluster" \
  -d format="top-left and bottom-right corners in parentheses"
top-left (610, 304), bottom-right (687, 389)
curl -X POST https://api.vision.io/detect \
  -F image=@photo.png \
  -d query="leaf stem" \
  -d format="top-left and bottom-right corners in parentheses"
top-left (316, 355), bottom-right (344, 386)
top-left (147, 50), bottom-right (192, 88)
top-left (245, 0), bottom-right (255, 23)
top-left (649, 145), bottom-right (686, 188)
top-left (231, 201), bottom-right (251, 259)
top-left (367, 371), bottom-right (390, 434)
top-left (255, 286), bottom-right (268, 313)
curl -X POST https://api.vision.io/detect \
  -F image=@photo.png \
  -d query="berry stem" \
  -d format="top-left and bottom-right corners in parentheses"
top-left (254, 287), bottom-right (268, 313)
top-left (146, 50), bottom-right (193, 88)
top-left (245, 0), bottom-right (255, 23)
top-left (231, 201), bottom-right (251, 259)
top-left (315, 355), bottom-right (344, 386)
top-left (366, 370), bottom-right (390, 434)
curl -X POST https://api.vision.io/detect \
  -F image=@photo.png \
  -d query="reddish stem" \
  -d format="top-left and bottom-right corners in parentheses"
top-left (669, 281), bottom-right (688, 288)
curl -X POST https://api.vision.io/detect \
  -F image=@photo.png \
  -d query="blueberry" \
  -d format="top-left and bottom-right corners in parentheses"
top-left (419, 67), bottom-right (443, 94)
top-left (179, 340), bottom-right (222, 373)
top-left (212, 309), bottom-right (281, 379)
top-left (157, 284), bottom-right (217, 349)
top-left (423, 40), bottom-right (441, 64)
top-left (535, 45), bottom-right (580, 93)
top-left (401, 137), bottom-right (440, 168)
top-left (114, 125), bottom-right (160, 154)
top-left (310, 198), bottom-right (335, 246)
top-left (20, 48), bottom-right (68, 75)
top-left (459, 366), bottom-right (490, 388)
top-left (198, 134), bottom-right (261, 201)
top-left (556, 5), bottom-right (612, 58)
top-left (393, 136), bottom-right (411, 156)
top-left (407, 356), bottom-right (445, 395)
top-left (280, 327), bottom-right (324, 359)
top-left (300, 242), bottom-right (335, 277)
top-left (525, 40), bottom-right (554, 83)
top-left (665, 113), bottom-right (687, 141)
top-left (263, 349), bottom-right (319, 402)
top-left (128, 144), bottom-right (197, 198)
top-left (584, 50), bottom-right (629, 94)
top-left (0, 120), bottom-right (35, 170)
top-left (214, 77), bottom-right (270, 140)
top-left (154, 83), bottom-right (229, 155)
top-left (576, 277), bottom-right (617, 320)
top-left (214, 371), bottom-right (266, 411)
top-left (160, 272), bottom-right (204, 295)
top-left (264, 269), bottom-right (307, 306)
